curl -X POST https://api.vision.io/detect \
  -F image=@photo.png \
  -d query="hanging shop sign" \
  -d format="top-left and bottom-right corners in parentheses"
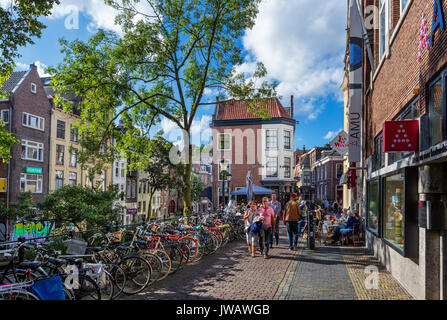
top-left (330, 130), bottom-right (349, 155)
top-left (348, 0), bottom-right (363, 163)
top-left (383, 120), bottom-right (419, 152)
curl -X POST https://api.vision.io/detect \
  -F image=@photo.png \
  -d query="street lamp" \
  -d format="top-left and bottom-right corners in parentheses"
top-left (220, 160), bottom-right (232, 208)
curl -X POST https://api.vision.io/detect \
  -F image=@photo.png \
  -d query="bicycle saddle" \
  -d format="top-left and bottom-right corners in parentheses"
top-left (86, 247), bottom-right (103, 253)
top-left (18, 261), bottom-right (42, 269)
top-left (66, 257), bottom-right (83, 265)
top-left (47, 257), bottom-right (67, 266)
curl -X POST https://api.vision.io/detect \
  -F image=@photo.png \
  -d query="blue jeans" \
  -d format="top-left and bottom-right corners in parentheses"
top-left (298, 220), bottom-right (306, 234)
top-left (285, 221), bottom-right (299, 249)
top-left (332, 225), bottom-right (351, 242)
top-left (269, 218), bottom-right (280, 245)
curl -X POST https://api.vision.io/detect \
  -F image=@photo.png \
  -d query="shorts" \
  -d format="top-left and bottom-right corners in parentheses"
top-left (246, 232), bottom-right (258, 245)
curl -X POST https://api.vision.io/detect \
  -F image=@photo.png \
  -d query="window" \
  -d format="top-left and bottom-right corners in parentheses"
top-left (383, 172), bottom-right (404, 250)
top-left (20, 173), bottom-right (43, 193)
top-left (69, 149), bottom-right (77, 167)
top-left (138, 202), bottom-right (141, 213)
top-left (126, 181), bottom-right (131, 198)
top-left (55, 170), bottom-right (64, 190)
top-left (367, 179), bottom-right (380, 234)
top-left (284, 131), bottom-right (291, 149)
top-left (218, 160), bottom-right (231, 180)
top-left (56, 145), bottom-right (64, 165)
top-left (374, 132), bottom-right (385, 170)
top-left (21, 140), bottom-right (44, 162)
top-left (31, 83), bottom-right (37, 94)
top-left (131, 180), bottom-right (136, 198)
top-left (1, 110), bottom-right (9, 124)
top-left (143, 182), bottom-right (147, 194)
top-left (379, 0), bottom-right (388, 60)
top-left (56, 120), bottom-right (66, 139)
top-left (218, 133), bottom-right (231, 150)
top-left (429, 78), bottom-right (443, 147)
top-left (284, 157), bottom-right (291, 178)
top-left (266, 157), bottom-right (278, 177)
top-left (143, 201), bottom-right (146, 213)
top-left (400, 0), bottom-right (409, 13)
top-left (22, 112), bottom-right (44, 131)
top-left (70, 125), bottom-right (78, 142)
top-left (69, 172), bottom-right (77, 186)
top-left (139, 183), bottom-right (142, 194)
top-left (336, 163), bottom-right (343, 180)
top-left (115, 163), bottom-right (119, 177)
top-left (266, 130), bottom-right (278, 150)
top-left (121, 168), bottom-right (125, 178)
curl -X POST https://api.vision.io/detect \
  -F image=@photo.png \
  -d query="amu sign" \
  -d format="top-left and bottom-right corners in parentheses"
top-left (430, 0), bottom-right (445, 47)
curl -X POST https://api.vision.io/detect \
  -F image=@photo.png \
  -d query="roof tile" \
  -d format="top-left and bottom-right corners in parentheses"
top-left (216, 98), bottom-right (292, 120)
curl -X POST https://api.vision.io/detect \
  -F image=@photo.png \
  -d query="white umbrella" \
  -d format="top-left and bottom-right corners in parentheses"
top-left (246, 171), bottom-right (253, 202)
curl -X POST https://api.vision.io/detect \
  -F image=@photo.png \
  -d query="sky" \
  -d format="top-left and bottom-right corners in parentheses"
top-left (10, 0), bottom-right (347, 151)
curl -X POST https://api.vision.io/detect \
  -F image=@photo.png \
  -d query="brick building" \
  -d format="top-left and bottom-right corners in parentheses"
top-left (0, 64), bottom-right (51, 204)
top-left (314, 149), bottom-right (344, 202)
top-left (211, 98), bottom-right (297, 208)
top-left (348, 0), bottom-right (447, 299)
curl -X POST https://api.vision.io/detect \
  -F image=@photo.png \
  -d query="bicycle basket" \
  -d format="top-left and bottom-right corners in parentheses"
top-left (65, 239), bottom-right (88, 255)
top-left (30, 276), bottom-right (65, 300)
top-left (83, 263), bottom-right (105, 279)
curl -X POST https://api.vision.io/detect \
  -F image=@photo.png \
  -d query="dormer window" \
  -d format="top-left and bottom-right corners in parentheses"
top-left (31, 83), bottom-right (37, 94)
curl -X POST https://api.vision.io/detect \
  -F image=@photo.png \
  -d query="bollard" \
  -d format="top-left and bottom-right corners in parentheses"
top-left (307, 210), bottom-right (315, 250)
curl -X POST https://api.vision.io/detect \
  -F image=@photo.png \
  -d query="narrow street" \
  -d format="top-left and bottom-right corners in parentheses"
top-left (123, 225), bottom-right (413, 300)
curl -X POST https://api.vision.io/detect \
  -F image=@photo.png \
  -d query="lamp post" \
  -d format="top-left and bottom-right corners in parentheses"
top-left (220, 160), bottom-right (232, 208)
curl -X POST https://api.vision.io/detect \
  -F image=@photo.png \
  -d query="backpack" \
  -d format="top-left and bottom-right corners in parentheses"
top-left (250, 221), bottom-right (263, 235)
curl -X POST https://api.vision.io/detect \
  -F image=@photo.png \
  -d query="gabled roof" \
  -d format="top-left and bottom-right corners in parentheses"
top-left (1, 71), bottom-right (28, 93)
top-left (215, 98), bottom-right (292, 121)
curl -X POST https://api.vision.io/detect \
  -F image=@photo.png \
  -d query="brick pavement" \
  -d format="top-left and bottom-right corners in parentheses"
top-left (121, 225), bottom-right (414, 300)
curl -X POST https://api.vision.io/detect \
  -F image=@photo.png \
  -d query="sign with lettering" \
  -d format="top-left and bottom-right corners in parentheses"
top-left (330, 130), bottom-right (349, 155)
top-left (0, 178), bottom-right (6, 192)
top-left (12, 221), bottom-right (55, 242)
top-left (25, 167), bottom-right (42, 174)
top-left (383, 120), bottom-right (419, 152)
top-left (127, 208), bottom-right (138, 215)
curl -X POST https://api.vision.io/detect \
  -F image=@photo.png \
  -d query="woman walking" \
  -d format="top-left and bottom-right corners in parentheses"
top-left (243, 200), bottom-right (259, 257)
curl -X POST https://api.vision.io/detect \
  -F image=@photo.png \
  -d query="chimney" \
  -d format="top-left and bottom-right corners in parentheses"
top-left (303, 145), bottom-right (306, 153)
top-left (30, 62), bottom-right (37, 70)
top-left (290, 95), bottom-right (294, 118)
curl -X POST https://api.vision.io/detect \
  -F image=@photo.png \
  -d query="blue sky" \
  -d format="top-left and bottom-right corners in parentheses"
top-left (12, 0), bottom-right (346, 151)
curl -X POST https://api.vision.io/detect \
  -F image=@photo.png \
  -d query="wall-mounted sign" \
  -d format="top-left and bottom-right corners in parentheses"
top-left (330, 130), bottom-right (349, 155)
top-left (429, 0), bottom-right (445, 47)
top-left (127, 208), bottom-right (138, 215)
top-left (418, 13), bottom-right (430, 62)
top-left (383, 120), bottom-right (419, 152)
top-left (0, 178), bottom-right (6, 192)
top-left (25, 167), bottom-right (42, 174)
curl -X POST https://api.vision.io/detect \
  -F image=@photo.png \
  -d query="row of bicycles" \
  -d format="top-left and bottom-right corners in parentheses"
top-left (0, 211), bottom-right (245, 300)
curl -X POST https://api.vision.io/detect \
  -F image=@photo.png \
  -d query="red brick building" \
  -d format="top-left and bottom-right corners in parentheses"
top-left (351, 0), bottom-right (447, 299)
top-left (211, 98), bottom-right (297, 208)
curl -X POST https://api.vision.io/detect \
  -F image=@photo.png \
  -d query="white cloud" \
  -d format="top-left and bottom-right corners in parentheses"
top-left (323, 128), bottom-right (342, 140)
top-left (15, 61), bottom-right (51, 77)
top-left (48, 0), bottom-right (154, 35)
top-left (160, 117), bottom-right (178, 135)
top-left (242, 0), bottom-right (347, 120)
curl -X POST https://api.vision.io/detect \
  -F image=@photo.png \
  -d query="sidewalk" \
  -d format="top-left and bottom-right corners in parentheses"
top-left (122, 224), bottom-right (413, 300)
top-left (278, 237), bottom-right (414, 300)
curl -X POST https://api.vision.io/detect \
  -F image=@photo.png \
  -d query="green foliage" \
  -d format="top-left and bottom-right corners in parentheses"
top-left (47, 0), bottom-right (276, 215)
top-left (190, 172), bottom-right (204, 204)
top-left (0, 192), bottom-right (36, 221)
top-left (0, 120), bottom-right (19, 162)
top-left (37, 185), bottom-right (122, 229)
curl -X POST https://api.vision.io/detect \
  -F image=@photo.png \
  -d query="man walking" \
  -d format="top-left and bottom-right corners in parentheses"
top-left (269, 193), bottom-right (281, 247)
top-left (257, 197), bottom-right (275, 259)
top-left (283, 193), bottom-right (301, 251)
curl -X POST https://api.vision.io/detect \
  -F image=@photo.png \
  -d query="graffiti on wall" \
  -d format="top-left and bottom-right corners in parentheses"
top-left (12, 221), bottom-right (55, 242)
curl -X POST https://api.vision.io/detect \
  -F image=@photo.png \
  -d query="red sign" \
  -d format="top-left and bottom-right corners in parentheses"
top-left (383, 120), bottom-right (419, 152)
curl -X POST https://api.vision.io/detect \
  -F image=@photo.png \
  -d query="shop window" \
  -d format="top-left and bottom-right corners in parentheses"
top-left (374, 132), bottom-right (385, 170)
top-left (429, 78), bottom-right (444, 147)
top-left (383, 172), bottom-right (404, 251)
top-left (367, 179), bottom-right (380, 234)
top-left (20, 173), bottom-right (43, 193)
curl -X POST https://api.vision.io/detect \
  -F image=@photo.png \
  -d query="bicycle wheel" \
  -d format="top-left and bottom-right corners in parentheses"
top-left (96, 270), bottom-right (115, 300)
top-left (146, 249), bottom-right (171, 281)
top-left (140, 251), bottom-right (162, 283)
top-left (0, 290), bottom-right (40, 300)
top-left (68, 273), bottom-right (101, 300)
top-left (119, 256), bottom-right (151, 295)
top-left (180, 236), bottom-right (199, 263)
top-left (106, 263), bottom-right (126, 299)
top-left (164, 245), bottom-right (182, 275)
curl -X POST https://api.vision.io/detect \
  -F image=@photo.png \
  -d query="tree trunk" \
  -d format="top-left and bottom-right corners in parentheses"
top-left (148, 188), bottom-right (154, 219)
top-left (183, 142), bottom-right (193, 216)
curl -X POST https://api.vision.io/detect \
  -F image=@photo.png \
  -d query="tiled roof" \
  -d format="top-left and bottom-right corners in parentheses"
top-left (0, 71), bottom-right (28, 93)
top-left (216, 98), bottom-right (292, 120)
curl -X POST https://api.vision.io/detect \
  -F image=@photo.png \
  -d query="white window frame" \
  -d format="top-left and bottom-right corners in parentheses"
top-left (22, 112), bottom-right (44, 131)
top-left (31, 83), bottom-right (37, 94)
top-left (400, 0), bottom-right (409, 14)
top-left (21, 140), bottom-right (44, 162)
top-left (1, 109), bottom-right (9, 124)
top-left (217, 133), bottom-right (231, 151)
top-left (69, 172), bottom-right (77, 186)
top-left (20, 173), bottom-right (43, 194)
top-left (284, 130), bottom-right (291, 150)
top-left (56, 120), bottom-right (66, 140)
top-left (284, 157), bottom-right (291, 178)
top-left (266, 129), bottom-right (278, 150)
top-left (379, 0), bottom-right (389, 61)
top-left (69, 149), bottom-right (77, 168)
top-left (218, 159), bottom-right (231, 181)
top-left (70, 125), bottom-right (79, 142)
top-left (266, 157), bottom-right (278, 178)
top-left (56, 144), bottom-right (64, 165)
top-left (55, 170), bottom-right (64, 190)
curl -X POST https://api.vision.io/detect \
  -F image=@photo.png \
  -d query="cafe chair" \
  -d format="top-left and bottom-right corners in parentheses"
top-left (341, 222), bottom-right (361, 246)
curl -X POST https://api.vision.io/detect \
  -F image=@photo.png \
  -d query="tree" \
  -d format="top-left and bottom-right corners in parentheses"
top-left (0, 120), bottom-right (19, 162)
top-left (0, 192), bottom-right (36, 221)
top-left (48, 0), bottom-right (277, 216)
top-left (141, 137), bottom-right (179, 218)
top-left (190, 172), bottom-right (204, 211)
top-left (37, 185), bottom-right (122, 231)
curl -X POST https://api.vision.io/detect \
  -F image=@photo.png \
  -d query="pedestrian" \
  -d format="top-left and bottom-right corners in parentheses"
top-left (269, 193), bottom-right (282, 247)
top-left (257, 197), bottom-right (275, 259)
top-left (283, 193), bottom-right (301, 251)
top-left (243, 200), bottom-right (259, 257)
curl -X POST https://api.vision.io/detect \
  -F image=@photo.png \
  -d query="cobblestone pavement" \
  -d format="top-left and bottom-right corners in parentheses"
top-left (121, 225), bottom-right (413, 300)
